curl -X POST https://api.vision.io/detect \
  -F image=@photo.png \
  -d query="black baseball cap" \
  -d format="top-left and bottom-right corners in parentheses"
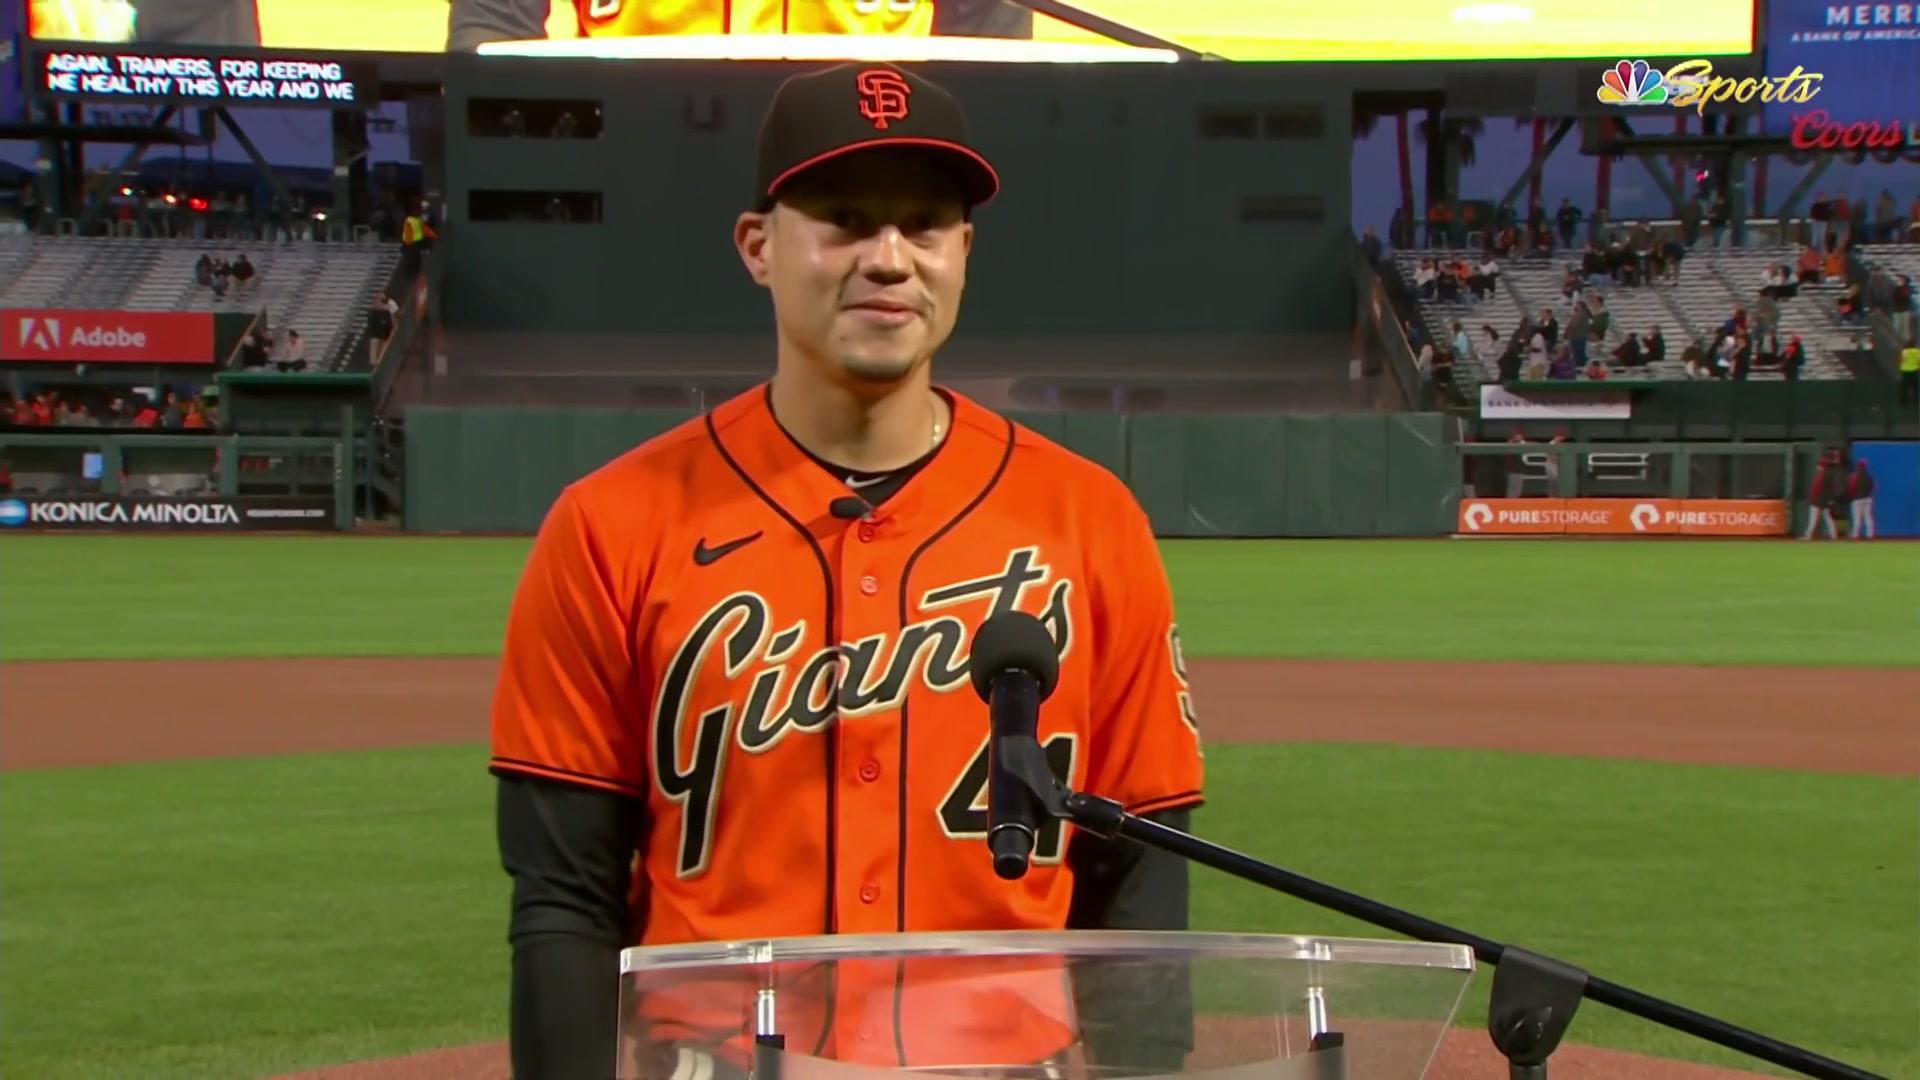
top-left (754, 62), bottom-right (1000, 212)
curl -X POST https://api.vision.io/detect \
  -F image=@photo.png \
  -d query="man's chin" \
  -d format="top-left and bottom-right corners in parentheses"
top-left (837, 354), bottom-right (923, 385)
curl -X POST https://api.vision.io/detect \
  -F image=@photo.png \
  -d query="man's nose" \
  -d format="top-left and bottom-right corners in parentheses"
top-left (859, 226), bottom-right (912, 280)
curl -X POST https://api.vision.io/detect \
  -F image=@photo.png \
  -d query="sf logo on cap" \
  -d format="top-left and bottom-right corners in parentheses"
top-left (856, 69), bottom-right (911, 130)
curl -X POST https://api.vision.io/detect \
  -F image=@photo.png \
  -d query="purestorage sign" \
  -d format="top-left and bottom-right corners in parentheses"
top-left (0, 496), bottom-right (335, 531)
top-left (1457, 498), bottom-right (1788, 536)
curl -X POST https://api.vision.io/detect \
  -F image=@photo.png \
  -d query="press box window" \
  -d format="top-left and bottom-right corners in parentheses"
top-left (469, 190), bottom-right (603, 224)
top-left (467, 98), bottom-right (605, 139)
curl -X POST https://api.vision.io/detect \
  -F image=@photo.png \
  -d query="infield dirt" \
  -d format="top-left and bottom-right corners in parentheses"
top-left (7, 655), bottom-right (1914, 1080)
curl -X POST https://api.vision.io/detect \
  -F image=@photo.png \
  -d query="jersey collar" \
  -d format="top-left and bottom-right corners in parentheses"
top-left (704, 381), bottom-right (1014, 539)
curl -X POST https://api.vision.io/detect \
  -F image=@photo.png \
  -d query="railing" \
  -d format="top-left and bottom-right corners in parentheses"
top-left (370, 248), bottom-right (432, 415)
top-left (1348, 231), bottom-right (1436, 411)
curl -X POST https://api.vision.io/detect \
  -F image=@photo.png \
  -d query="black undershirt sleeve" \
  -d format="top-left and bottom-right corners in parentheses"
top-left (496, 771), bottom-right (646, 1080)
top-left (1066, 806), bottom-right (1198, 1073)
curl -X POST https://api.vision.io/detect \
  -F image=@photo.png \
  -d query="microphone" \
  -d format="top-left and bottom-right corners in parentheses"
top-left (829, 496), bottom-right (871, 520)
top-left (969, 611), bottom-right (1061, 881)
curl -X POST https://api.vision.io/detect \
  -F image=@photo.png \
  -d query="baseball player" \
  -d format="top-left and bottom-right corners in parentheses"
top-left (490, 62), bottom-right (1204, 1080)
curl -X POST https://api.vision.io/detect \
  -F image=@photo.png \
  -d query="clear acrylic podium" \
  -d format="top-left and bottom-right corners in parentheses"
top-left (616, 931), bottom-right (1475, 1080)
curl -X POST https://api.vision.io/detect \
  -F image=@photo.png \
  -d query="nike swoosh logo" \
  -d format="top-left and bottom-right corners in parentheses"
top-left (845, 475), bottom-right (887, 489)
top-left (693, 531), bottom-right (763, 566)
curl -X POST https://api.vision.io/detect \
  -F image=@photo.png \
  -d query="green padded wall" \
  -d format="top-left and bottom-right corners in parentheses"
top-left (403, 407), bottom-right (1459, 537)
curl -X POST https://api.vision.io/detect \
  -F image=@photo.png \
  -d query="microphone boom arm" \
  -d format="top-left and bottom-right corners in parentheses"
top-left (997, 733), bottom-right (1882, 1080)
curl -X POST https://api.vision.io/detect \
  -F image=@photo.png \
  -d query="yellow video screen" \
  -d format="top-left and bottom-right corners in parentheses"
top-left (29, 0), bottom-right (1757, 61)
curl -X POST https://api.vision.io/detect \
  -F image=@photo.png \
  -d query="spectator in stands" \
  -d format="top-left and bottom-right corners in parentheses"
top-left (367, 290), bottom-right (400, 367)
top-left (1498, 322), bottom-right (1526, 381)
top-left (1612, 331), bottom-right (1644, 368)
top-left (1682, 346), bottom-right (1712, 379)
top-left (1413, 259), bottom-right (1438, 299)
top-left (1547, 343), bottom-right (1578, 380)
top-left (1469, 253), bottom-right (1499, 301)
top-left (1777, 334), bottom-right (1806, 381)
top-left (1658, 231), bottom-right (1686, 282)
top-left (1679, 196), bottom-right (1702, 250)
top-left (1451, 320), bottom-right (1472, 360)
top-left (161, 392), bottom-right (184, 428)
top-left (238, 332), bottom-right (268, 368)
top-left (1481, 324), bottom-right (1501, 356)
top-left (104, 396), bottom-right (132, 425)
top-left (183, 399), bottom-right (212, 430)
top-left (210, 257), bottom-right (231, 300)
top-left (1846, 459), bottom-right (1876, 539)
top-left (1836, 282), bottom-right (1864, 325)
top-left (1759, 264), bottom-right (1796, 300)
top-left (1566, 296), bottom-right (1592, 368)
top-left (1579, 244), bottom-right (1608, 286)
top-left (1873, 190), bottom-right (1900, 243)
top-left (1430, 347), bottom-right (1455, 392)
top-left (1554, 198), bottom-right (1581, 250)
top-left (276, 330), bottom-right (309, 372)
top-left (57, 402), bottom-right (96, 427)
top-left (9, 396), bottom-right (32, 425)
top-left (1360, 226), bottom-right (1382, 267)
top-left (1524, 326), bottom-right (1551, 380)
top-left (1436, 260), bottom-right (1463, 302)
top-left (231, 254), bottom-right (256, 294)
top-left (1899, 334), bottom-right (1920, 405)
top-left (1628, 219), bottom-right (1656, 282)
top-left (195, 252), bottom-right (214, 288)
top-left (30, 392), bottom-right (53, 425)
top-left (1538, 307), bottom-right (1559, 350)
top-left (1708, 191), bottom-right (1730, 248)
top-left (1752, 294), bottom-right (1780, 353)
top-left (1808, 192), bottom-right (1831, 250)
top-left (1582, 357), bottom-right (1609, 380)
top-left (1804, 449), bottom-right (1844, 540)
top-left (1491, 222), bottom-right (1519, 257)
top-left (1643, 326), bottom-right (1666, 366)
top-left (1725, 334), bottom-right (1753, 381)
top-left (1528, 218), bottom-right (1554, 256)
top-left (1795, 243), bottom-right (1823, 285)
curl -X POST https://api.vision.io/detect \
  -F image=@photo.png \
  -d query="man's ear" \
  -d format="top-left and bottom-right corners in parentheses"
top-left (735, 210), bottom-right (772, 287)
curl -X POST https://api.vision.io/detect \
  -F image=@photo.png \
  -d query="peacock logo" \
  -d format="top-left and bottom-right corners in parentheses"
top-left (1596, 60), bottom-right (1668, 105)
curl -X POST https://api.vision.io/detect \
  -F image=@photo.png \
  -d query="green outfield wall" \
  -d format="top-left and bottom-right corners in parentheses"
top-left (401, 407), bottom-right (1460, 537)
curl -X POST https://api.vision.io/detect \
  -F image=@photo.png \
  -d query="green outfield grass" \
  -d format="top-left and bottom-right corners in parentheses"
top-left (2, 743), bottom-right (1914, 1080)
top-left (4, 534), bottom-right (1916, 666)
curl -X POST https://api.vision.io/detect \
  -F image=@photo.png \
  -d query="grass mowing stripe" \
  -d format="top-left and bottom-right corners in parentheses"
top-left (4, 536), bottom-right (1916, 666)
top-left (2, 744), bottom-right (1913, 1078)
top-left (0, 745), bottom-right (508, 1080)
top-left (1192, 744), bottom-right (1920, 1079)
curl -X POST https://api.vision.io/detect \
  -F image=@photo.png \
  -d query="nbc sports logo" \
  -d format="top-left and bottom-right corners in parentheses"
top-left (1597, 60), bottom-right (1668, 105)
top-left (0, 499), bottom-right (27, 527)
top-left (17, 316), bottom-right (60, 351)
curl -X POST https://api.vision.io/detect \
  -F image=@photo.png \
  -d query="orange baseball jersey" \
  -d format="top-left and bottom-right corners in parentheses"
top-left (490, 383), bottom-right (1204, 1061)
top-left (575, 0), bottom-right (933, 36)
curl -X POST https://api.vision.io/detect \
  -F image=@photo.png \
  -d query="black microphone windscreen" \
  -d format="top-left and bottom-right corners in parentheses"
top-left (969, 611), bottom-right (1060, 703)
top-left (828, 496), bottom-right (871, 520)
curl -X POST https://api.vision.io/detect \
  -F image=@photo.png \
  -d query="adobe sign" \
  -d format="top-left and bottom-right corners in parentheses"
top-left (0, 309), bottom-right (215, 363)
